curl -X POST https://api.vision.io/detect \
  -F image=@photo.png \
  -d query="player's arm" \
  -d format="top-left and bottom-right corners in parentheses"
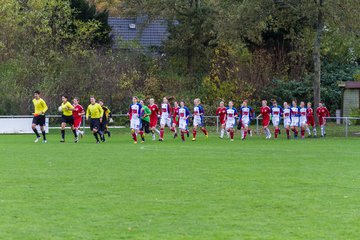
top-left (79, 106), bottom-right (85, 116)
top-left (65, 102), bottom-right (74, 111)
top-left (41, 100), bottom-right (48, 114)
top-left (99, 105), bottom-right (104, 123)
top-left (86, 106), bottom-right (90, 120)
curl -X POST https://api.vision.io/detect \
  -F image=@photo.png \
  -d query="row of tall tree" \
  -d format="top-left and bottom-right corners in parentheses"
top-left (0, 0), bottom-right (359, 115)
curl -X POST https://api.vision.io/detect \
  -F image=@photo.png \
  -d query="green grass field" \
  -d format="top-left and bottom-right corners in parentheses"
top-left (1, 129), bottom-right (360, 239)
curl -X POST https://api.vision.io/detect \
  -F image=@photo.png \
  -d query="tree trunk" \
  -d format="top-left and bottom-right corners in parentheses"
top-left (313, 0), bottom-right (324, 114)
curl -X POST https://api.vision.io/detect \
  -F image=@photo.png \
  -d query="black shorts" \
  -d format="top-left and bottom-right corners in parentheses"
top-left (141, 120), bottom-right (151, 134)
top-left (100, 120), bottom-right (108, 132)
top-left (90, 118), bottom-right (101, 131)
top-left (61, 115), bottom-right (74, 125)
top-left (32, 115), bottom-right (45, 126)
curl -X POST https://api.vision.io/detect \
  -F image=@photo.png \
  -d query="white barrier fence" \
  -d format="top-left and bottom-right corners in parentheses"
top-left (0, 115), bottom-right (359, 137)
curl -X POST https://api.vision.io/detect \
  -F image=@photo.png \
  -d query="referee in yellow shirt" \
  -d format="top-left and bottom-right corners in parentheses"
top-left (60, 96), bottom-right (78, 143)
top-left (86, 96), bottom-right (104, 143)
top-left (32, 90), bottom-right (48, 143)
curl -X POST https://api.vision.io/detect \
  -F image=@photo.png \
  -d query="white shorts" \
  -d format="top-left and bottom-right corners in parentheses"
top-left (284, 118), bottom-right (291, 127)
top-left (179, 119), bottom-right (187, 130)
top-left (290, 118), bottom-right (299, 127)
top-left (272, 117), bottom-right (280, 127)
top-left (160, 117), bottom-right (172, 127)
top-left (300, 117), bottom-right (307, 126)
top-left (193, 117), bottom-right (203, 127)
top-left (226, 119), bottom-right (236, 129)
top-left (241, 118), bottom-right (250, 127)
top-left (130, 119), bottom-right (140, 130)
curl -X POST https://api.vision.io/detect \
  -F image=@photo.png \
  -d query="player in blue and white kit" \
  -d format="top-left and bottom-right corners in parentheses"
top-left (127, 96), bottom-right (142, 144)
top-left (225, 101), bottom-right (238, 141)
top-left (299, 101), bottom-right (308, 139)
top-left (178, 101), bottom-right (191, 142)
top-left (192, 98), bottom-right (208, 141)
top-left (290, 100), bottom-right (300, 139)
top-left (271, 100), bottom-right (283, 139)
top-left (239, 100), bottom-right (253, 140)
top-left (283, 102), bottom-right (291, 139)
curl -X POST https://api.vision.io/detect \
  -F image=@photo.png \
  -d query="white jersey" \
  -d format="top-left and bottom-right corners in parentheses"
top-left (240, 107), bottom-right (252, 124)
top-left (300, 107), bottom-right (307, 125)
top-left (161, 103), bottom-right (171, 118)
top-left (283, 108), bottom-right (291, 126)
top-left (129, 103), bottom-right (141, 130)
top-left (226, 108), bottom-right (237, 129)
top-left (271, 106), bottom-right (282, 126)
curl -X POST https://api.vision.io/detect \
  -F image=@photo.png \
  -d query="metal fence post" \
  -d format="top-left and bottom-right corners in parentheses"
top-left (256, 117), bottom-right (259, 135)
top-left (345, 117), bottom-right (348, 137)
top-left (216, 116), bottom-right (219, 133)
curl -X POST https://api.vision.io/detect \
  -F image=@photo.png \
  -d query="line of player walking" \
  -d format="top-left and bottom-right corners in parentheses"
top-left (31, 90), bottom-right (330, 144)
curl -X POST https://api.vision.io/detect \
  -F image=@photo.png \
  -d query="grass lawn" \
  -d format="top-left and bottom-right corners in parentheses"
top-left (0, 129), bottom-right (360, 239)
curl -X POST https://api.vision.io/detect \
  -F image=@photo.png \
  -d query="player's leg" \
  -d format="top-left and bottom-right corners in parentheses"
top-left (139, 121), bottom-right (145, 143)
top-left (200, 119), bottom-right (208, 137)
top-left (60, 120), bottom-right (66, 142)
top-left (91, 120), bottom-right (100, 143)
top-left (192, 123), bottom-right (198, 141)
top-left (159, 117), bottom-right (166, 141)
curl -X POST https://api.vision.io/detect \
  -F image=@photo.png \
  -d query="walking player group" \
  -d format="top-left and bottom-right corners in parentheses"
top-left (31, 91), bottom-right (330, 144)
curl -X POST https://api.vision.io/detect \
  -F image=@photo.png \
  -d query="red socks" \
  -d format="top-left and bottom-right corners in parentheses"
top-left (132, 132), bottom-right (137, 142)
top-left (193, 129), bottom-right (197, 138)
top-left (160, 128), bottom-right (164, 139)
top-left (201, 128), bottom-right (208, 135)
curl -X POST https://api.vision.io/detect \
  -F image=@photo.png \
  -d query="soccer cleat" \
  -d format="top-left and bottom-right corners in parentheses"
top-left (219, 136), bottom-right (223, 139)
top-left (75, 138), bottom-right (79, 143)
top-left (134, 141), bottom-right (138, 144)
top-left (159, 139), bottom-right (163, 142)
top-left (42, 140), bottom-right (47, 144)
top-left (141, 141), bottom-right (145, 144)
top-left (34, 137), bottom-right (41, 143)
top-left (79, 132), bottom-right (84, 139)
top-left (186, 132), bottom-right (190, 138)
top-left (107, 131), bottom-right (111, 137)
top-left (60, 139), bottom-right (65, 143)
top-left (241, 137), bottom-right (245, 141)
top-left (152, 135), bottom-right (156, 141)
top-left (249, 131), bottom-right (253, 137)
top-left (173, 133), bottom-right (178, 139)
top-left (205, 134), bottom-right (209, 139)
top-left (230, 139), bottom-right (234, 142)
top-left (96, 141), bottom-right (100, 144)
top-left (192, 138), bottom-right (196, 141)
top-left (267, 135), bottom-right (272, 139)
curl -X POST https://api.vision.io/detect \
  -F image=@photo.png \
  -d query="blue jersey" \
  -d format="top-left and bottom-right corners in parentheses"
top-left (193, 105), bottom-right (205, 120)
top-left (290, 106), bottom-right (301, 118)
top-left (129, 103), bottom-right (142, 120)
top-left (179, 106), bottom-right (191, 123)
top-left (239, 106), bottom-right (253, 122)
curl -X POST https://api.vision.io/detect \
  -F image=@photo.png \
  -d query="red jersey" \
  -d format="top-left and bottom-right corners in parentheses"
top-left (72, 104), bottom-right (84, 119)
top-left (260, 106), bottom-right (271, 121)
top-left (149, 104), bottom-right (159, 120)
top-left (172, 107), bottom-right (179, 122)
top-left (306, 107), bottom-right (315, 127)
top-left (216, 107), bottom-right (227, 124)
top-left (316, 107), bottom-right (330, 118)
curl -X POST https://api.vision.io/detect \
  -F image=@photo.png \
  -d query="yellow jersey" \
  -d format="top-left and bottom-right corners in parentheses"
top-left (86, 103), bottom-right (104, 119)
top-left (32, 98), bottom-right (48, 115)
top-left (61, 101), bottom-right (74, 116)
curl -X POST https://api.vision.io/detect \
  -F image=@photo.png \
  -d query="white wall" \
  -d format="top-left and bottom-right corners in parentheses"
top-left (0, 118), bottom-right (49, 134)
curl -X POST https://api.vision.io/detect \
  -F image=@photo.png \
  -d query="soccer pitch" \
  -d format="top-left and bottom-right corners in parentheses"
top-left (1, 130), bottom-right (359, 239)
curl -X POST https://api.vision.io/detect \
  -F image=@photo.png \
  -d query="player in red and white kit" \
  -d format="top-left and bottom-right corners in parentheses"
top-left (159, 97), bottom-right (173, 141)
top-left (216, 101), bottom-right (227, 139)
top-left (127, 96), bottom-right (143, 144)
top-left (171, 101), bottom-right (179, 139)
top-left (299, 101), bottom-right (308, 139)
top-left (72, 97), bottom-right (85, 139)
top-left (225, 101), bottom-right (238, 141)
top-left (316, 102), bottom-right (330, 137)
top-left (148, 98), bottom-right (160, 141)
top-left (257, 100), bottom-right (271, 139)
top-left (283, 102), bottom-right (291, 139)
top-left (306, 102), bottom-right (317, 137)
